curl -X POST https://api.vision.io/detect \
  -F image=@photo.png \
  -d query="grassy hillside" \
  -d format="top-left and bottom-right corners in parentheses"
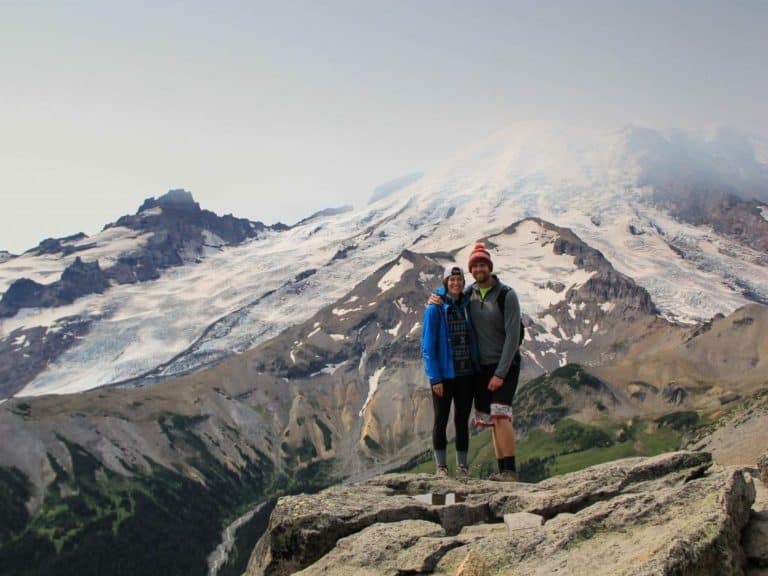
top-left (407, 417), bottom-right (683, 481)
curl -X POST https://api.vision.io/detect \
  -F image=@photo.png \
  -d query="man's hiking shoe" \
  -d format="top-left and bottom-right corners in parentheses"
top-left (455, 465), bottom-right (469, 479)
top-left (489, 470), bottom-right (518, 482)
top-left (435, 466), bottom-right (449, 478)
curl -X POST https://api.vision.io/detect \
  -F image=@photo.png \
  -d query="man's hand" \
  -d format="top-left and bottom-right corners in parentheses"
top-left (427, 294), bottom-right (443, 306)
top-left (487, 375), bottom-right (504, 391)
top-left (432, 383), bottom-right (444, 397)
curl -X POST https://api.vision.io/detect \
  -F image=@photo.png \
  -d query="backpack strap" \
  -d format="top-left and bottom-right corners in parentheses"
top-left (496, 284), bottom-right (525, 345)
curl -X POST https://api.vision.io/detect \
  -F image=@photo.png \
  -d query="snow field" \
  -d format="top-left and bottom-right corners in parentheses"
top-left (377, 257), bottom-right (414, 293)
top-left (309, 361), bottom-right (348, 378)
top-left (452, 220), bottom-right (596, 348)
top-left (386, 321), bottom-right (402, 337)
top-left (359, 366), bottom-right (385, 417)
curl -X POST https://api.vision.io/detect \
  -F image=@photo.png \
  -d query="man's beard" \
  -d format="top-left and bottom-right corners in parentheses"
top-left (472, 271), bottom-right (490, 284)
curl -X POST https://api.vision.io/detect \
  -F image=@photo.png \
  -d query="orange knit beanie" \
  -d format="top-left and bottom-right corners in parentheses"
top-left (467, 242), bottom-right (493, 271)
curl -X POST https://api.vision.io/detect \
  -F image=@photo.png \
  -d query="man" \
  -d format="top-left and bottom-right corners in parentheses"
top-left (430, 241), bottom-right (522, 480)
top-left (465, 242), bottom-right (522, 480)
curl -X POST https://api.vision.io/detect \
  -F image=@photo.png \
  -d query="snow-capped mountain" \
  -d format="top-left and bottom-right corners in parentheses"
top-left (1, 123), bottom-right (767, 401)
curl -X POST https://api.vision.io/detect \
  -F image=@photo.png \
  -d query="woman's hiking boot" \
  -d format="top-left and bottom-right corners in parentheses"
top-left (435, 465), bottom-right (449, 478)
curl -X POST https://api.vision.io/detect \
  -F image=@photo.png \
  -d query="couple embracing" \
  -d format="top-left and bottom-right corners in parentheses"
top-left (421, 242), bottom-right (522, 481)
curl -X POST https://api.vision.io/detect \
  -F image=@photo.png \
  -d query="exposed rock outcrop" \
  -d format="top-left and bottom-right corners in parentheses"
top-left (0, 257), bottom-right (110, 317)
top-left (27, 232), bottom-right (91, 256)
top-left (495, 218), bottom-right (664, 370)
top-left (0, 250), bottom-right (17, 262)
top-left (246, 451), bottom-right (756, 576)
top-left (0, 317), bottom-right (94, 399)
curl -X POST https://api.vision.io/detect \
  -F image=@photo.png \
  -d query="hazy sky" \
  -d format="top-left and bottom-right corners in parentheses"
top-left (1, 1), bottom-right (766, 253)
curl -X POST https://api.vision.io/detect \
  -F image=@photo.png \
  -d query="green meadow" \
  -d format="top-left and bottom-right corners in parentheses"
top-left (407, 417), bottom-right (683, 481)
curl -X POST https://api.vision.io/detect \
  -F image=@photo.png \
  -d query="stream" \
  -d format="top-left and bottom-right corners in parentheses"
top-left (207, 499), bottom-right (273, 576)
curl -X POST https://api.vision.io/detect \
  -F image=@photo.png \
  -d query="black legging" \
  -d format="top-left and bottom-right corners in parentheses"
top-left (432, 375), bottom-right (474, 452)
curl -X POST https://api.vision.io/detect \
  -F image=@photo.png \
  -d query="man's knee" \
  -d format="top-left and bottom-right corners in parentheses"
top-left (494, 418), bottom-right (515, 436)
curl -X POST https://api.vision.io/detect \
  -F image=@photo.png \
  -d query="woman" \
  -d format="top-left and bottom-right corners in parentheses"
top-left (421, 264), bottom-right (476, 478)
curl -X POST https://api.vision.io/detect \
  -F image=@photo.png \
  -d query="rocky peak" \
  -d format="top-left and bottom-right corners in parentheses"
top-left (111, 188), bottom-right (279, 246)
top-left (137, 188), bottom-right (200, 214)
top-left (1, 190), bottom-right (285, 321)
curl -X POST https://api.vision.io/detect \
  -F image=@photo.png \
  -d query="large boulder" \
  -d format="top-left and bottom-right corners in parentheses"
top-left (246, 451), bottom-right (756, 576)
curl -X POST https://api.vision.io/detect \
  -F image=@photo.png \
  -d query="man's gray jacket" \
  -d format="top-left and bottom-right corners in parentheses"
top-left (466, 276), bottom-right (521, 379)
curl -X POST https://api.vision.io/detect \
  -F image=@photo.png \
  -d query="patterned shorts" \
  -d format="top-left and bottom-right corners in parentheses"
top-left (473, 356), bottom-right (520, 427)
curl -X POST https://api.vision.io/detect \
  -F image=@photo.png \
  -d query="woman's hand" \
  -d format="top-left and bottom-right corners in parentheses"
top-left (432, 383), bottom-right (444, 397)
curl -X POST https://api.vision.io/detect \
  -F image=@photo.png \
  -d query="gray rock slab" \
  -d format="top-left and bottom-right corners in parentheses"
top-left (458, 523), bottom-right (507, 538)
top-left (245, 477), bottom-right (495, 576)
top-left (246, 452), bottom-right (755, 576)
top-left (294, 520), bottom-right (446, 575)
top-left (433, 466), bottom-right (755, 575)
top-left (504, 512), bottom-right (545, 533)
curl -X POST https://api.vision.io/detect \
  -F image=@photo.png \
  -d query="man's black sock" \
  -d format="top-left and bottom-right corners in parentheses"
top-left (497, 459), bottom-right (504, 473)
top-left (503, 456), bottom-right (516, 472)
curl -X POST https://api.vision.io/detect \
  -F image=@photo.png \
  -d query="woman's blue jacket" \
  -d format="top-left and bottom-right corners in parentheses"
top-left (421, 285), bottom-right (478, 386)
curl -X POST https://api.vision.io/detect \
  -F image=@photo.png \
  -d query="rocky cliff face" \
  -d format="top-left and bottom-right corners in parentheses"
top-left (0, 257), bottom-right (110, 317)
top-left (246, 451), bottom-right (760, 576)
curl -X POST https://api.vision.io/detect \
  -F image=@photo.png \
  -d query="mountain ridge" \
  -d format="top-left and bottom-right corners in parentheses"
top-left (2, 125), bottom-right (767, 400)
